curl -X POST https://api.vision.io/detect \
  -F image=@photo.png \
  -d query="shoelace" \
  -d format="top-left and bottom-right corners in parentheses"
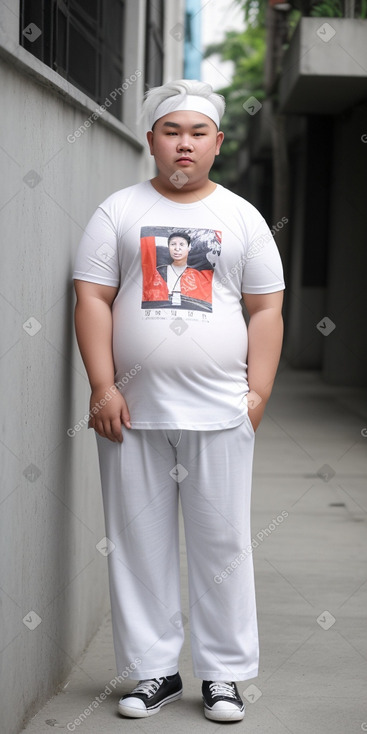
top-left (129, 678), bottom-right (165, 698)
top-left (209, 681), bottom-right (237, 699)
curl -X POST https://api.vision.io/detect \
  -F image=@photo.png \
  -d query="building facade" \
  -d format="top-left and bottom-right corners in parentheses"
top-left (245, 13), bottom-right (367, 386)
top-left (279, 18), bottom-right (367, 386)
top-left (0, 3), bottom-right (184, 733)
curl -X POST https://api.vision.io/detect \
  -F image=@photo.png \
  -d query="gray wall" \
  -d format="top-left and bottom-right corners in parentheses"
top-left (323, 102), bottom-right (367, 385)
top-left (281, 104), bottom-right (367, 385)
top-left (284, 126), bottom-right (325, 369)
top-left (0, 56), bottom-right (144, 734)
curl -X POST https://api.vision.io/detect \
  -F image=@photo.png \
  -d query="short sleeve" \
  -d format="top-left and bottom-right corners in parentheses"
top-left (73, 205), bottom-right (120, 287)
top-left (241, 215), bottom-right (285, 294)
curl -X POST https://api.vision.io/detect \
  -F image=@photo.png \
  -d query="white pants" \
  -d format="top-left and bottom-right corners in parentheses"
top-left (96, 418), bottom-right (258, 682)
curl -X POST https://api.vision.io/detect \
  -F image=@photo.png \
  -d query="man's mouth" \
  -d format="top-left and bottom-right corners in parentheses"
top-left (176, 156), bottom-right (193, 163)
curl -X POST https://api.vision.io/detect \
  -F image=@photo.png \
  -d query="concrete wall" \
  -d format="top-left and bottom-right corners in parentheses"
top-left (277, 17), bottom-right (367, 385)
top-left (284, 124), bottom-right (325, 369)
top-left (0, 2), bottom-right (184, 733)
top-left (323, 101), bottom-right (367, 385)
top-left (279, 18), bottom-right (367, 115)
top-left (281, 103), bottom-right (367, 385)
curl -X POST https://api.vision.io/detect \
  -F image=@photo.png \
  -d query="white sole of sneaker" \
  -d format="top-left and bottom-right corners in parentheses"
top-left (118, 689), bottom-right (183, 718)
top-left (204, 706), bottom-right (245, 722)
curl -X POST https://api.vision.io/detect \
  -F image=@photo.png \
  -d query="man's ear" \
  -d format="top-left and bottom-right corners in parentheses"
top-left (215, 131), bottom-right (224, 156)
top-left (146, 131), bottom-right (154, 155)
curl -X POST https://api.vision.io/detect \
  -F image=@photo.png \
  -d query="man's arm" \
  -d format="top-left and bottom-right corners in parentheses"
top-left (74, 280), bottom-right (130, 442)
top-left (242, 291), bottom-right (284, 432)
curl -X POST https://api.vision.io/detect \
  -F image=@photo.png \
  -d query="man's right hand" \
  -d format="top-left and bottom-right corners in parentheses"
top-left (89, 387), bottom-right (131, 443)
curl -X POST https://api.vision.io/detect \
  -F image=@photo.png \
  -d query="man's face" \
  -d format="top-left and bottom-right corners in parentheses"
top-left (168, 236), bottom-right (190, 266)
top-left (146, 111), bottom-right (224, 188)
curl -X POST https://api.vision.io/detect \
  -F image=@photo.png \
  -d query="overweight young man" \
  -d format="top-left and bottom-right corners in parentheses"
top-left (73, 79), bottom-right (285, 723)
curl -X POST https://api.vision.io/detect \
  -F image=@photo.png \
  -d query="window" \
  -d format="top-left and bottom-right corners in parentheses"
top-left (144, 0), bottom-right (164, 90)
top-left (19, 0), bottom-right (125, 120)
top-left (185, 12), bottom-right (192, 44)
top-left (301, 117), bottom-right (332, 288)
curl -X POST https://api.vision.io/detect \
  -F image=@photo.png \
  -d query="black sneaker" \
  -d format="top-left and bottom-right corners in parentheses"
top-left (118, 673), bottom-right (182, 718)
top-left (202, 680), bottom-right (245, 721)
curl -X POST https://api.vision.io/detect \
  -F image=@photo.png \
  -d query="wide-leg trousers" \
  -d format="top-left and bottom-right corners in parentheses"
top-left (96, 416), bottom-right (259, 682)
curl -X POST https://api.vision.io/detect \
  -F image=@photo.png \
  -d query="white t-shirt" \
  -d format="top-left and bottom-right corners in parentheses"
top-left (73, 181), bottom-right (285, 430)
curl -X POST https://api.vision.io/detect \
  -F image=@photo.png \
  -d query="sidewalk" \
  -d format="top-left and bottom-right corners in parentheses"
top-left (20, 367), bottom-right (367, 734)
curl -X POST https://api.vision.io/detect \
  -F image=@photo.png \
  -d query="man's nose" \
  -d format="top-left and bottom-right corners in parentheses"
top-left (177, 136), bottom-right (193, 150)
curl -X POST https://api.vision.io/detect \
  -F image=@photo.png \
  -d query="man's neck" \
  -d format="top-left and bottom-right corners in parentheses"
top-left (150, 176), bottom-right (217, 203)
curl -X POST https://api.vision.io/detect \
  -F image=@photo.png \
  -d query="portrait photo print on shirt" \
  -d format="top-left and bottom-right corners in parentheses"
top-left (140, 226), bottom-right (222, 312)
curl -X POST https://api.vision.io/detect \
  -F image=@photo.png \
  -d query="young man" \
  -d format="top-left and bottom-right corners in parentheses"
top-left (73, 79), bottom-right (285, 722)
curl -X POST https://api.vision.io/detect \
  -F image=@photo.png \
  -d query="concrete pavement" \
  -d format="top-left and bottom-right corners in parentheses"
top-left (19, 366), bottom-right (367, 733)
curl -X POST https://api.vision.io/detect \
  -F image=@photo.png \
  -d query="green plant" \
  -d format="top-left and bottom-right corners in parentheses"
top-left (291, 0), bottom-right (367, 16)
top-left (310, 0), bottom-right (343, 16)
top-left (203, 8), bottom-right (267, 190)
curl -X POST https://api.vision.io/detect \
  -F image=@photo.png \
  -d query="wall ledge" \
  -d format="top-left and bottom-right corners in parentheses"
top-left (0, 28), bottom-right (145, 151)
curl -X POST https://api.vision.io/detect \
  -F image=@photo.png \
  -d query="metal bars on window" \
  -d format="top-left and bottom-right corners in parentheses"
top-left (144, 0), bottom-right (164, 90)
top-left (19, 0), bottom-right (125, 120)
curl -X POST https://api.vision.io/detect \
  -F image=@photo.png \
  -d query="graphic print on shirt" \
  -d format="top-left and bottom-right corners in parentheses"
top-left (141, 226), bottom-right (222, 313)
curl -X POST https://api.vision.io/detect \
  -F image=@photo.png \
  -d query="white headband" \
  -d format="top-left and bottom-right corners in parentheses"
top-left (151, 94), bottom-right (220, 129)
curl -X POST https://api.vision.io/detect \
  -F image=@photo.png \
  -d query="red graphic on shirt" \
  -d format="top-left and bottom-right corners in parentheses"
top-left (140, 228), bottom-right (221, 312)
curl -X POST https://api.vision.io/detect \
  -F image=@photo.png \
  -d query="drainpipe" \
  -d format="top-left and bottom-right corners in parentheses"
top-left (344, 0), bottom-right (355, 17)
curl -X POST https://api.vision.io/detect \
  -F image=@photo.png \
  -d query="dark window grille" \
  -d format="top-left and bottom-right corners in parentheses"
top-left (145, 0), bottom-right (164, 91)
top-left (301, 117), bottom-right (332, 288)
top-left (19, 0), bottom-right (125, 120)
top-left (185, 12), bottom-right (192, 44)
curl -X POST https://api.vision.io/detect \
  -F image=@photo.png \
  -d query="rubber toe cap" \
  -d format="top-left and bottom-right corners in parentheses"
top-left (119, 696), bottom-right (146, 711)
top-left (211, 701), bottom-right (239, 711)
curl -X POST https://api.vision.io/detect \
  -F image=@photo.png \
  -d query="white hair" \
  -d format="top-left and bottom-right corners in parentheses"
top-left (142, 79), bottom-right (226, 130)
